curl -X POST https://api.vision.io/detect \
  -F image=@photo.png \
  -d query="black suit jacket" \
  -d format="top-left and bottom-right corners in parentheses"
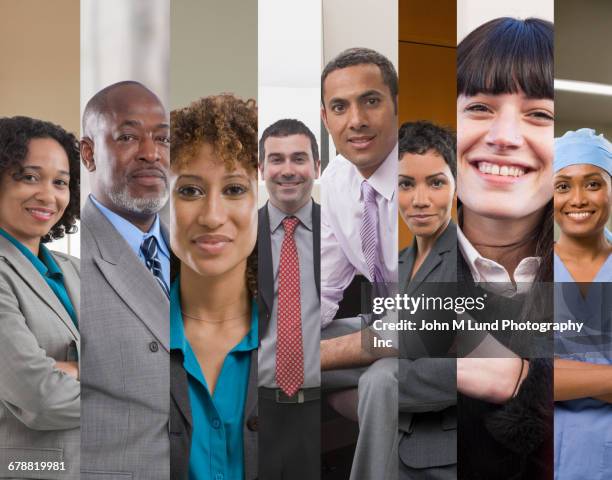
top-left (257, 200), bottom-right (320, 338)
top-left (398, 222), bottom-right (458, 473)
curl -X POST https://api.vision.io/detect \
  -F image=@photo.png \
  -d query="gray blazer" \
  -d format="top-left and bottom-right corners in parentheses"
top-left (0, 235), bottom-right (80, 480)
top-left (398, 222), bottom-right (457, 476)
top-left (80, 199), bottom-right (169, 480)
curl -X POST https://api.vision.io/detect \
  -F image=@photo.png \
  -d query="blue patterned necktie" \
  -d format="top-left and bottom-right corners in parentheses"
top-left (140, 236), bottom-right (170, 298)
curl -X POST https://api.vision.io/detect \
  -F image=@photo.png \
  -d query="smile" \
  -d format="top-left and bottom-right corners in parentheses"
top-left (26, 207), bottom-right (55, 221)
top-left (565, 211), bottom-right (594, 220)
top-left (477, 161), bottom-right (526, 177)
top-left (348, 135), bottom-right (376, 149)
top-left (193, 234), bottom-right (232, 255)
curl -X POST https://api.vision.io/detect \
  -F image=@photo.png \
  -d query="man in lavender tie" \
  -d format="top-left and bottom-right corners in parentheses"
top-left (320, 47), bottom-right (399, 480)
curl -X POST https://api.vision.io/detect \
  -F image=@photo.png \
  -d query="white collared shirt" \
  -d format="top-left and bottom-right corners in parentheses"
top-left (320, 144), bottom-right (398, 328)
top-left (457, 225), bottom-right (539, 296)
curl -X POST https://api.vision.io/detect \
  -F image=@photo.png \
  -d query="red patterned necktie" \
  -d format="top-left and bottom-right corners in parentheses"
top-left (275, 216), bottom-right (304, 397)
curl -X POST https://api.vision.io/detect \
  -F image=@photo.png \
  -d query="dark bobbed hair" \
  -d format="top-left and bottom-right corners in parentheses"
top-left (259, 119), bottom-right (320, 165)
top-left (170, 94), bottom-right (258, 297)
top-left (458, 17), bottom-right (553, 99)
top-left (399, 121), bottom-right (456, 180)
top-left (0, 116), bottom-right (80, 243)
top-left (457, 17), bottom-right (554, 283)
top-left (321, 47), bottom-right (398, 110)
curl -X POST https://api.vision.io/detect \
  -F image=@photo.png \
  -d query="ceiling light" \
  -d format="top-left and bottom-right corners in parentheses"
top-left (555, 79), bottom-right (612, 96)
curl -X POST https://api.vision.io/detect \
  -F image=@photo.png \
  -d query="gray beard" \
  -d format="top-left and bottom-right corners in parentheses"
top-left (108, 185), bottom-right (169, 215)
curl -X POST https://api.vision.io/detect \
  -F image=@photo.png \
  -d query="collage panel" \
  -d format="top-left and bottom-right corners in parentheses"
top-left (79, 1), bottom-right (170, 478)
top-left (169, 1), bottom-right (258, 480)
top-left (258, 1), bottom-right (322, 479)
top-left (553, 1), bottom-right (612, 478)
top-left (397, 1), bottom-right (457, 479)
top-left (456, 1), bottom-right (554, 479)
top-left (0, 1), bottom-right (81, 478)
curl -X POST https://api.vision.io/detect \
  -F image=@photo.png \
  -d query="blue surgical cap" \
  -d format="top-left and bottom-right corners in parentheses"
top-left (555, 128), bottom-right (612, 242)
top-left (554, 128), bottom-right (612, 175)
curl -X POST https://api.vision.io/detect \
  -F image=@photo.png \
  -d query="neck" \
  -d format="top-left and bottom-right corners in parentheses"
top-left (556, 231), bottom-right (610, 261)
top-left (269, 197), bottom-right (310, 215)
top-left (179, 261), bottom-right (250, 324)
top-left (462, 207), bottom-right (543, 274)
top-left (0, 225), bottom-right (40, 256)
top-left (92, 193), bottom-right (156, 232)
top-left (415, 218), bottom-right (450, 259)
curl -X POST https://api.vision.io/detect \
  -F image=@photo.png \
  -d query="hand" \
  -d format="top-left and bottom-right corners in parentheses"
top-left (55, 361), bottom-right (79, 380)
top-left (457, 357), bottom-right (528, 404)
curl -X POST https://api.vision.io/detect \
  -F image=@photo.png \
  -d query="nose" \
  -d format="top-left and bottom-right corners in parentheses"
top-left (412, 184), bottom-right (431, 208)
top-left (485, 109), bottom-right (524, 150)
top-left (197, 191), bottom-right (227, 229)
top-left (348, 104), bottom-right (368, 131)
top-left (138, 134), bottom-right (160, 163)
top-left (569, 185), bottom-right (588, 208)
top-left (34, 180), bottom-right (56, 204)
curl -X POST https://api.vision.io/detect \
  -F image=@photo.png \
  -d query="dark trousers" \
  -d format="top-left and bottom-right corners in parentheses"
top-left (258, 389), bottom-right (321, 480)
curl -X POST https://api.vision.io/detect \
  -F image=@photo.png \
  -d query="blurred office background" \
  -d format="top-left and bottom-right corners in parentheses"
top-left (0, 0), bottom-right (80, 256)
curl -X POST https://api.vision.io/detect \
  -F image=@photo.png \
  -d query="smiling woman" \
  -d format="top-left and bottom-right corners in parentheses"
top-left (0, 116), bottom-right (80, 479)
top-left (168, 94), bottom-right (259, 480)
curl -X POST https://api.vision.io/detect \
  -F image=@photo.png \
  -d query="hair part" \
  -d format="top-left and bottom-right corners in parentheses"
top-left (259, 118), bottom-right (319, 165)
top-left (399, 121), bottom-right (456, 179)
top-left (0, 116), bottom-right (80, 243)
top-left (457, 17), bottom-right (553, 99)
top-left (321, 47), bottom-right (398, 109)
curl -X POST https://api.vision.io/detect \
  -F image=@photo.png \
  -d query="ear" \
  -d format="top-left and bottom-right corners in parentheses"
top-left (80, 137), bottom-right (96, 172)
top-left (258, 160), bottom-right (265, 178)
top-left (314, 159), bottom-right (321, 179)
top-left (321, 105), bottom-right (329, 133)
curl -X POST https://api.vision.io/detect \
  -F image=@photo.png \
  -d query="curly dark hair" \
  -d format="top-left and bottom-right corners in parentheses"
top-left (170, 94), bottom-right (258, 297)
top-left (0, 116), bottom-right (80, 243)
top-left (399, 121), bottom-right (456, 179)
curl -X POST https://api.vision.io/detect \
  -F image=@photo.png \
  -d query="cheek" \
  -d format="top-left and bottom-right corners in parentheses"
top-left (170, 201), bottom-right (196, 252)
top-left (433, 188), bottom-right (453, 213)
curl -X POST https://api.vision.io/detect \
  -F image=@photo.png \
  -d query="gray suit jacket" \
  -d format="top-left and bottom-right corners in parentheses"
top-left (398, 222), bottom-right (457, 474)
top-left (80, 199), bottom-right (169, 480)
top-left (0, 235), bottom-right (80, 480)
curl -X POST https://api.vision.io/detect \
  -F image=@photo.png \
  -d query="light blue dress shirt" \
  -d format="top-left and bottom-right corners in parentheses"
top-left (90, 195), bottom-right (170, 289)
top-left (0, 228), bottom-right (77, 328)
top-left (170, 279), bottom-right (258, 480)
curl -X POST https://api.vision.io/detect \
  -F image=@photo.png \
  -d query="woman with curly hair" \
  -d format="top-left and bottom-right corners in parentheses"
top-left (168, 95), bottom-right (258, 480)
top-left (0, 116), bottom-right (80, 479)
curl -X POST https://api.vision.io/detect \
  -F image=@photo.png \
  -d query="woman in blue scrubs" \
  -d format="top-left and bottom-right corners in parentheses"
top-left (554, 128), bottom-right (612, 480)
top-left (0, 116), bottom-right (80, 479)
top-left (168, 95), bottom-right (258, 480)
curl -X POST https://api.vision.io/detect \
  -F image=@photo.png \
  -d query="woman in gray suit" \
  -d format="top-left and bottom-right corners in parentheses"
top-left (0, 116), bottom-right (80, 479)
top-left (169, 95), bottom-right (258, 480)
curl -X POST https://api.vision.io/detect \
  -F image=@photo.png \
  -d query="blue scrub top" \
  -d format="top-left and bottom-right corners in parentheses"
top-left (0, 228), bottom-right (77, 329)
top-left (170, 279), bottom-right (257, 480)
top-left (554, 252), bottom-right (612, 282)
top-left (554, 274), bottom-right (612, 479)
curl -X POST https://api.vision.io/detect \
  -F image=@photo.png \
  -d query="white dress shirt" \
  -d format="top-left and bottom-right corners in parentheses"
top-left (457, 225), bottom-right (539, 296)
top-left (320, 144), bottom-right (398, 328)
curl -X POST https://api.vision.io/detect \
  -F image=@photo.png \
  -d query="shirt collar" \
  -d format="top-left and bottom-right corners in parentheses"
top-left (268, 199), bottom-right (313, 233)
top-left (0, 227), bottom-right (62, 279)
top-left (90, 194), bottom-right (168, 258)
top-left (352, 142), bottom-right (398, 202)
top-left (170, 278), bottom-right (258, 353)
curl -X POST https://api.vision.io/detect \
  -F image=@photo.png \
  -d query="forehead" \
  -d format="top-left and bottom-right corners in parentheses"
top-left (399, 150), bottom-right (449, 176)
top-left (556, 163), bottom-right (610, 180)
top-left (102, 90), bottom-right (168, 127)
top-left (23, 138), bottom-right (69, 168)
top-left (264, 134), bottom-right (312, 156)
top-left (323, 63), bottom-right (389, 102)
top-left (175, 142), bottom-right (252, 178)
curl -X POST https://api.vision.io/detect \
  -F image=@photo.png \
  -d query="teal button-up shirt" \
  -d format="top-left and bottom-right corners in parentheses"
top-left (0, 228), bottom-right (77, 329)
top-left (170, 279), bottom-right (257, 480)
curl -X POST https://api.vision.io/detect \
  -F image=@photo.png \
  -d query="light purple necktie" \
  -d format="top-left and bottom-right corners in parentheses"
top-left (360, 180), bottom-right (385, 284)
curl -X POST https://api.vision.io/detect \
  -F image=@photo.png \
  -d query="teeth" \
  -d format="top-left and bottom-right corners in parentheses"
top-left (567, 212), bottom-right (592, 219)
top-left (477, 162), bottom-right (525, 177)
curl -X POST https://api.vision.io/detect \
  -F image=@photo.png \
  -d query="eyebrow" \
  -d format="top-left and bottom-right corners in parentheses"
top-left (23, 165), bottom-right (70, 176)
top-left (555, 173), bottom-right (605, 180)
top-left (268, 151), bottom-right (309, 157)
top-left (118, 120), bottom-right (169, 129)
top-left (328, 89), bottom-right (384, 106)
top-left (398, 172), bottom-right (448, 180)
top-left (178, 172), bottom-right (250, 181)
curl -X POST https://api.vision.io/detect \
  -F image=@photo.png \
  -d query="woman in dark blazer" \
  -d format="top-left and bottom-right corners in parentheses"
top-left (397, 121), bottom-right (458, 480)
top-left (168, 95), bottom-right (258, 480)
top-left (0, 116), bottom-right (80, 479)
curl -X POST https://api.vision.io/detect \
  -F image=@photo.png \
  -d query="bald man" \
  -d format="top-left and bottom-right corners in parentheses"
top-left (79, 81), bottom-right (170, 479)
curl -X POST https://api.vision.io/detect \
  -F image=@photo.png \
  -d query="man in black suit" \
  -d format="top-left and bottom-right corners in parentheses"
top-left (257, 119), bottom-right (321, 479)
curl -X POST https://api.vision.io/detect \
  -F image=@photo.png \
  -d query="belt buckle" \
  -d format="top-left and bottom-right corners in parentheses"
top-left (275, 389), bottom-right (304, 404)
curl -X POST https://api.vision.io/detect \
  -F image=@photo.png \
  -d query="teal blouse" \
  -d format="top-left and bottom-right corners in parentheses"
top-left (0, 228), bottom-right (77, 329)
top-left (170, 279), bottom-right (258, 480)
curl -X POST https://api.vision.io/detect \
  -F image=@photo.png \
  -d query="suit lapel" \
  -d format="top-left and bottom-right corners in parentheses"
top-left (83, 199), bottom-right (169, 351)
top-left (312, 201), bottom-right (321, 297)
top-left (257, 204), bottom-right (274, 336)
top-left (54, 254), bottom-right (80, 340)
top-left (0, 236), bottom-right (78, 340)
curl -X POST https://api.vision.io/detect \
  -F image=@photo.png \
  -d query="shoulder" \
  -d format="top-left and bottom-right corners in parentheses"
top-left (399, 245), bottom-right (413, 264)
top-left (321, 154), bottom-right (354, 183)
